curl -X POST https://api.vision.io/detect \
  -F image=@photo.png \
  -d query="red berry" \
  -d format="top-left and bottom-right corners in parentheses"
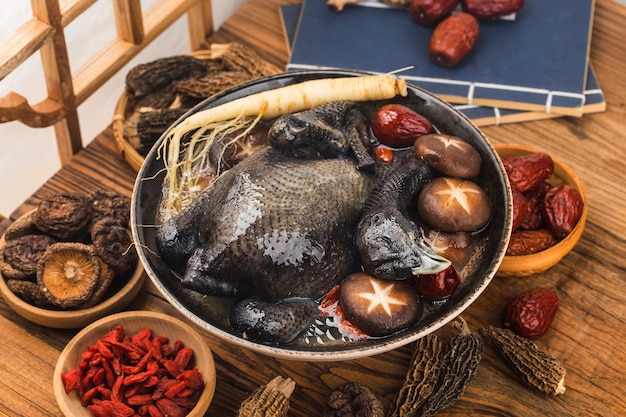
top-left (502, 287), bottom-right (559, 339)
top-left (414, 265), bottom-right (460, 301)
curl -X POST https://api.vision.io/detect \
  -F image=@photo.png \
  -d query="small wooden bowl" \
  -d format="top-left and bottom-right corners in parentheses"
top-left (54, 311), bottom-right (216, 417)
top-left (0, 212), bottom-right (145, 329)
top-left (494, 144), bottom-right (587, 277)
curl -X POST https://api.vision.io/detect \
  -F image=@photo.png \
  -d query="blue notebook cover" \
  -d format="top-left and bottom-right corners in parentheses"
top-left (281, 3), bottom-right (605, 126)
top-left (286, 0), bottom-right (596, 117)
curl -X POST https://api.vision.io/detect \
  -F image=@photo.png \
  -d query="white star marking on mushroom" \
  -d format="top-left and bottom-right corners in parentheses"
top-left (358, 278), bottom-right (407, 316)
top-left (442, 136), bottom-right (465, 150)
top-left (436, 178), bottom-right (481, 215)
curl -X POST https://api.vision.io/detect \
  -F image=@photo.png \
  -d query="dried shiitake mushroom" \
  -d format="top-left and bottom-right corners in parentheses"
top-left (3, 210), bottom-right (38, 241)
top-left (78, 259), bottom-right (116, 309)
top-left (37, 242), bottom-right (101, 308)
top-left (34, 192), bottom-right (91, 239)
top-left (6, 280), bottom-right (50, 307)
top-left (2, 234), bottom-right (57, 279)
top-left (90, 217), bottom-right (137, 274)
top-left (87, 189), bottom-right (131, 227)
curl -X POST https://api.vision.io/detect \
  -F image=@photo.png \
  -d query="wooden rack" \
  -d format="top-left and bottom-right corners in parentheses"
top-left (0, 0), bottom-right (213, 166)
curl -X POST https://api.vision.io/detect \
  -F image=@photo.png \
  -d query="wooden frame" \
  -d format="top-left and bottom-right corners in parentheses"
top-left (0, 0), bottom-right (213, 166)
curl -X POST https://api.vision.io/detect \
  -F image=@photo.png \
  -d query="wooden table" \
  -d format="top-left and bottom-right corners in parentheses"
top-left (2, 0), bottom-right (625, 415)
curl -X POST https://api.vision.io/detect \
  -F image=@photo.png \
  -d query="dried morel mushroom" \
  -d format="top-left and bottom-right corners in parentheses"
top-left (7, 279), bottom-right (50, 307)
top-left (88, 189), bottom-right (131, 227)
top-left (420, 318), bottom-right (483, 417)
top-left (37, 242), bottom-right (101, 308)
top-left (388, 333), bottom-right (444, 417)
top-left (236, 376), bottom-right (296, 417)
top-left (90, 217), bottom-right (137, 274)
top-left (34, 192), bottom-right (91, 240)
top-left (323, 381), bottom-right (384, 417)
top-left (1, 234), bottom-right (57, 279)
top-left (125, 55), bottom-right (208, 99)
top-left (479, 325), bottom-right (566, 396)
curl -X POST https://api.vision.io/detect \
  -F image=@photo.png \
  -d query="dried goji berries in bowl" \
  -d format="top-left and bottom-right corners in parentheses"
top-left (53, 310), bottom-right (216, 417)
top-left (494, 144), bottom-right (587, 277)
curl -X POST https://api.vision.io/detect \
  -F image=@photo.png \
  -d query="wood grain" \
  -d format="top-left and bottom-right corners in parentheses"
top-left (1, 0), bottom-right (625, 416)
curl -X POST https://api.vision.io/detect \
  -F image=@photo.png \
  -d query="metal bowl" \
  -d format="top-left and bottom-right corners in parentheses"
top-left (131, 70), bottom-right (512, 361)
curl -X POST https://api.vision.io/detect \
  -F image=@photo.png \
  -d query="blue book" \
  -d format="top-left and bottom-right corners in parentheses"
top-left (286, 0), bottom-right (596, 117)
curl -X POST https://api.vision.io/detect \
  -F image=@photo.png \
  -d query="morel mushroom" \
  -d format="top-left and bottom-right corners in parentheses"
top-left (37, 242), bottom-right (101, 308)
top-left (236, 376), bottom-right (296, 417)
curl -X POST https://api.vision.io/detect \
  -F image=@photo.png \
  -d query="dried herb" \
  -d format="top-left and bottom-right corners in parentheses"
top-left (324, 381), bottom-right (384, 417)
top-left (237, 376), bottom-right (296, 417)
top-left (479, 325), bottom-right (566, 396)
top-left (388, 333), bottom-right (444, 417)
top-left (420, 318), bottom-right (483, 417)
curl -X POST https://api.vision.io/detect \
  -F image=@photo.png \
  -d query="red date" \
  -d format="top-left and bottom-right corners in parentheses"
top-left (410, 0), bottom-right (460, 26)
top-left (506, 229), bottom-right (557, 256)
top-left (502, 152), bottom-right (554, 193)
top-left (502, 287), bottom-right (558, 339)
top-left (429, 12), bottom-right (480, 67)
top-left (510, 188), bottom-right (529, 230)
top-left (461, 0), bottom-right (525, 21)
top-left (543, 184), bottom-right (584, 240)
top-left (371, 104), bottom-right (433, 148)
top-left (520, 182), bottom-right (550, 230)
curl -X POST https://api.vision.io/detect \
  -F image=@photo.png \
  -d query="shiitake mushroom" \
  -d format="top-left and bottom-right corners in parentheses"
top-left (338, 272), bottom-right (422, 337)
top-left (37, 242), bottom-right (101, 308)
top-left (414, 133), bottom-right (481, 178)
top-left (417, 177), bottom-right (491, 233)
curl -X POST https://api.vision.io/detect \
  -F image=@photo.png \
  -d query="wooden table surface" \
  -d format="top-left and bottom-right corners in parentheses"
top-left (1, 0), bottom-right (625, 415)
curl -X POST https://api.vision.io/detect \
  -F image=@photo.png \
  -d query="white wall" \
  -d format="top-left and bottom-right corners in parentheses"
top-left (0, 0), bottom-right (246, 216)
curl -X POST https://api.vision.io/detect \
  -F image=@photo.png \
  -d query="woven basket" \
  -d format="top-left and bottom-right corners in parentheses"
top-left (112, 44), bottom-right (279, 172)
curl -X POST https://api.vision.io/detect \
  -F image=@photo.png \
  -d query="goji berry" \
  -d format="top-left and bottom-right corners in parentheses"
top-left (177, 368), bottom-right (204, 391)
top-left (127, 393), bottom-right (154, 406)
top-left (161, 359), bottom-right (183, 378)
top-left (156, 398), bottom-right (187, 417)
top-left (61, 368), bottom-right (82, 395)
top-left (174, 347), bottom-right (193, 370)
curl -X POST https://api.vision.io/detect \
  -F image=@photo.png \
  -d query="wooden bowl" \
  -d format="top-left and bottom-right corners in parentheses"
top-left (0, 211), bottom-right (145, 329)
top-left (54, 310), bottom-right (216, 417)
top-left (494, 144), bottom-right (587, 277)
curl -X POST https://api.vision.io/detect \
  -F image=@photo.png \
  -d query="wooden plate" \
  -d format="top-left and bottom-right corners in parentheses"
top-left (54, 311), bottom-right (216, 417)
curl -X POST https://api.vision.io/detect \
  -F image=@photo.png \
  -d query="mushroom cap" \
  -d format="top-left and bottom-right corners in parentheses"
top-left (414, 133), bottom-right (482, 178)
top-left (417, 177), bottom-right (492, 232)
top-left (339, 272), bottom-right (422, 337)
top-left (37, 242), bottom-right (101, 308)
